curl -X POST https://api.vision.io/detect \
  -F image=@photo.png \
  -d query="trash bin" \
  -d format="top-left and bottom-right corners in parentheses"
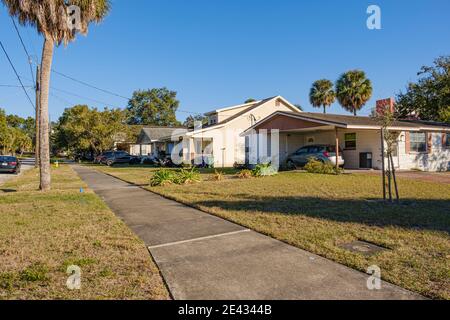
top-left (359, 152), bottom-right (373, 169)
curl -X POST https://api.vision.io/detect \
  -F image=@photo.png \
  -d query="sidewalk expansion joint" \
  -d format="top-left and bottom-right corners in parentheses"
top-left (148, 229), bottom-right (251, 250)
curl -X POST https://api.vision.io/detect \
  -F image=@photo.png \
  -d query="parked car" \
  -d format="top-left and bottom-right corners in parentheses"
top-left (93, 153), bottom-right (105, 164)
top-left (286, 144), bottom-right (344, 169)
top-left (0, 156), bottom-right (21, 174)
top-left (100, 151), bottom-right (140, 166)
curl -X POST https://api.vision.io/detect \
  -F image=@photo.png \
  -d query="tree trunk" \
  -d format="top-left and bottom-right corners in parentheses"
top-left (323, 105), bottom-right (326, 114)
top-left (354, 109), bottom-right (357, 116)
top-left (39, 37), bottom-right (54, 191)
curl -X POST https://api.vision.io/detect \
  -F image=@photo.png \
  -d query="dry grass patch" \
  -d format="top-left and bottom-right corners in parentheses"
top-left (90, 165), bottom-right (450, 300)
top-left (0, 165), bottom-right (169, 300)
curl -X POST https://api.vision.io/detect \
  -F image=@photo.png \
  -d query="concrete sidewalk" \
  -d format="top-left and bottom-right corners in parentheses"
top-left (74, 166), bottom-right (423, 300)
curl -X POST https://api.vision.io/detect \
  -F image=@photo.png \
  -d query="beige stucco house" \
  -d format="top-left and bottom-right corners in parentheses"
top-left (169, 96), bottom-right (301, 167)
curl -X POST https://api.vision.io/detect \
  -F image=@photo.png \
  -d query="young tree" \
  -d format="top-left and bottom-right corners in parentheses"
top-left (396, 56), bottom-right (450, 123)
top-left (2, 0), bottom-right (111, 191)
top-left (309, 79), bottom-right (336, 114)
top-left (336, 70), bottom-right (373, 116)
top-left (126, 88), bottom-right (181, 126)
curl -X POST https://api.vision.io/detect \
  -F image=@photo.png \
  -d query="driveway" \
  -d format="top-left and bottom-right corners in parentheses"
top-left (74, 166), bottom-right (423, 300)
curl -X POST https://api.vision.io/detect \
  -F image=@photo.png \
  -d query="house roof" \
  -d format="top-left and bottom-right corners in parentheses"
top-left (243, 111), bottom-right (450, 134)
top-left (204, 100), bottom-right (263, 116)
top-left (188, 96), bottom-right (301, 135)
top-left (137, 126), bottom-right (187, 144)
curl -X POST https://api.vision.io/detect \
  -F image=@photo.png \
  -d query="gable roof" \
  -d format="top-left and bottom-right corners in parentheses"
top-left (243, 111), bottom-right (450, 134)
top-left (204, 100), bottom-right (263, 116)
top-left (137, 126), bottom-right (187, 144)
top-left (189, 96), bottom-right (301, 135)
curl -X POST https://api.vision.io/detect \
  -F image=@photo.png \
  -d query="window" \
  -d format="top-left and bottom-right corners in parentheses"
top-left (345, 133), bottom-right (356, 150)
top-left (410, 132), bottom-right (427, 153)
top-left (445, 133), bottom-right (450, 148)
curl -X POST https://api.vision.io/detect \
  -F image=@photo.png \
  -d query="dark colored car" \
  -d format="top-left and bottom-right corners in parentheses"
top-left (0, 156), bottom-right (21, 174)
top-left (100, 151), bottom-right (140, 166)
top-left (286, 144), bottom-right (344, 169)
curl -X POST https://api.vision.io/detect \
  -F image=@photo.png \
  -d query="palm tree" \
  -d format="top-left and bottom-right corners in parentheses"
top-left (309, 79), bottom-right (336, 114)
top-left (2, 0), bottom-right (111, 191)
top-left (335, 70), bottom-right (373, 116)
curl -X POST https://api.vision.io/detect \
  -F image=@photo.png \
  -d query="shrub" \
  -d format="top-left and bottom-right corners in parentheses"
top-left (151, 169), bottom-right (176, 186)
top-left (252, 163), bottom-right (278, 177)
top-left (237, 169), bottom-right (253, 179)
top-left (19, 263), bottom-right (49, 282)
top-left (304, 158), bottom-right (341, 175)
top-left (175, 167), bottom-right (201, 185)
top-left (213, 170), bottom-right (225, 181)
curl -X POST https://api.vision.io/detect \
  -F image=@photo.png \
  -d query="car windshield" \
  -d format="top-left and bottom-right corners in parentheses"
top-left (0, 156), bottom-right (16, 162)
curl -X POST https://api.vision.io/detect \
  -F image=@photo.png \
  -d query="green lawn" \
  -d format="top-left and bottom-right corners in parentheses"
top-left (0, 165), bottom-right (169, 300)
top-left (90, 165), bottom-right (450, 300)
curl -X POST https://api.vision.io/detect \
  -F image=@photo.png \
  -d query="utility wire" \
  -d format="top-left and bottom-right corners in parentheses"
top-left (51, 68), bottom-right (131, 101)
top-left (0, 40), bottom-right (35, 110)
top-left (11, 17), bottom-right (36, 86)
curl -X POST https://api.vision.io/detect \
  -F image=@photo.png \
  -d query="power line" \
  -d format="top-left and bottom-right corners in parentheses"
top-left (51, 68), bottom-right (131, 101)
top-left (11, 17), bottom-right (36, 86)
top-left (0, 40), bottom-right (35, 110)
top-left (0, 84), bottom-right (33, 88)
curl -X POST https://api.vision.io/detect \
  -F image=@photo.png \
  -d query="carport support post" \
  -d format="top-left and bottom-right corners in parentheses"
top-left (335, 128), bottom-right (339, 172)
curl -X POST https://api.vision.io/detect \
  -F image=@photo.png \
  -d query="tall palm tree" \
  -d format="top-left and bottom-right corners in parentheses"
top-left (309, 79), bottom-right (336, 114)
top-left (335, 70), bottom-right (373, 116)
top-left (2, 0), bottom-right (111, 191)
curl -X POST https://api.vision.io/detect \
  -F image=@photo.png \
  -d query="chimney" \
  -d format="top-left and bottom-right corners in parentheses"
top-left (376, 98), bottom-right (395, 116)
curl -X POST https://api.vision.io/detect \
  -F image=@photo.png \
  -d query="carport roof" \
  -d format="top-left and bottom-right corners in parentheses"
top-left (243, 111), bottom-right (450, 134)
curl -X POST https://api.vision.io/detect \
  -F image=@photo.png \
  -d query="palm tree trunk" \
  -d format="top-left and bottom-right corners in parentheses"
top-left (354, 109), bottom-right (357, 116)
top-left (39, 36), bottom-right (54, 191)
top-left (323, 105), bottom-right (326, 114)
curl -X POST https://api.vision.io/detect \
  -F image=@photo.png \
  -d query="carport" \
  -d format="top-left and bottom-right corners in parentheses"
top-left (244, 111), bottom-right (345, 169)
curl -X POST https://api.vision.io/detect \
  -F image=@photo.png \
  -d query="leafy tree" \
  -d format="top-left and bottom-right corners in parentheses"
top-left (2, 0), bottom-right (111, 191)
top-left (245, 98), bottom-right (257, 104)
top-left (309, 79), bottom-right (336, 114)
top-left (127, 88), bottom-right (181, 126)
top-left (0, 109), bottom-right (33, 155)
top-left (54, 105), bottom-right (127, 157)
top-left (396, 56), bottom-right (450, 123)
top-left (294, 104), bottom-right (303, 111)
top-left (336, 70), bottom-right (373, 116)
top-left (183, 114), bottom-right (208, 128)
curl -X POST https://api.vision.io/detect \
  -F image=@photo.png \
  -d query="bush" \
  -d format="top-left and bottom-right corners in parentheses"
top-left (151, 169), bottom-right (176, 186)
top-left (237, 169), bottom-right (253, 179)
top-left (304, 158), bottom-right (341, 175)
top-left (176, 167), bottom-right (201, 184)
top-left (252, 163), bottom-right (278, 177)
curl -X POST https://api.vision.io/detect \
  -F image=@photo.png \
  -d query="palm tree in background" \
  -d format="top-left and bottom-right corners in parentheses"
top-left (335, 70), bottom-right (373, 116)
top-left (2, 0), bottom-right (111, 191)
top-left (309, 79), bottom-right (336, 114)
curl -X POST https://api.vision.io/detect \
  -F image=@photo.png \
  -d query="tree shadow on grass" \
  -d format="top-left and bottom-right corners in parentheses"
top-left (193, 196), bottom-right (450, 233)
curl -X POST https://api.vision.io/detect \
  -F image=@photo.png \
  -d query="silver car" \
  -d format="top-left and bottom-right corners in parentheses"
top-left (286, 144), bottom-right (344, 169)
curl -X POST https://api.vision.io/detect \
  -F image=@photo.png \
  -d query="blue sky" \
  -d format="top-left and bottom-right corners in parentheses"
top-left (1, 0), bottom-right (450, 122)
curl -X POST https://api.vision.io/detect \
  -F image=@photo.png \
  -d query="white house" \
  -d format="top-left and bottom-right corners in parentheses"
top-left (243, 111), bottom-right (450, 172)
top-left (168, 96), bottom-right (301, 167)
